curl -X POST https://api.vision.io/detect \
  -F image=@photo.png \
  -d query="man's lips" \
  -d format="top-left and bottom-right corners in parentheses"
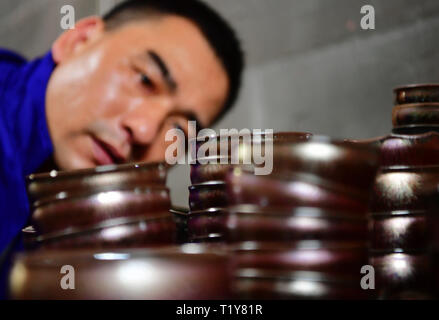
top-left (91, 136), bottom-right (127, 166)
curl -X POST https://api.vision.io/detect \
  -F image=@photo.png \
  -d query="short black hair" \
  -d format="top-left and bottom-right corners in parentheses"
top-left (103, 0), bottom-right (244, 122)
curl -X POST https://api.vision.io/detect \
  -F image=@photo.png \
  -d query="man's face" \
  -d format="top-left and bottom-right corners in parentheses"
top-left (46, 15), bottom-right (229, 170)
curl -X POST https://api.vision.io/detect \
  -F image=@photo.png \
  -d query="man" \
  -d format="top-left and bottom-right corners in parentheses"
top-left (0, 0), bottom-right (243, 255)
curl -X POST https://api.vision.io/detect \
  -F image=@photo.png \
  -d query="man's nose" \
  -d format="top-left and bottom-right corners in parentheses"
top-left (120, 98), bottom-right (173, 145)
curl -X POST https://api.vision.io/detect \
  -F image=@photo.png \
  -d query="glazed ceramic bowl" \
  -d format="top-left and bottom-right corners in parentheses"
top-left (188, 181), bottom-right (228, 211)
top-left (234, 269), bottom-right (371, 300)
top-left (370, 251), bottom-right (433, 299)
top-left (394, 84), bottom-right (439, 105)
top-left (192, 131), bottom-right (312, 157)
top-left (21, 226), bottom-right (38, 250)
top-left (27, 162), bottom-right (168, 205)
top-left (9, 244), bottom-right (232, 299)
top-left (32, 188), bottom-right (171, 235)
top-left (226, 169), bottom-right (370, 214)
top-left (392, 103), bottom-right (439, 129)
top-left (370, 211), bottom-right (429, 251)
top-left (349, 132), bottom-right (439, 166)
top-left (190, 158), bottom-right (233, 184)
top-left (264, 137), bottom-right (379, 192)
top-left (190, 132), bottom-right (312, 184)
top-left (230, 241), bottom-right (368, 277)
top-left (187, 208), bottom-right (227, 242)
top-left (36, 215), bottom-right (177, 249)
top-left (226, 205), bottom-right (367, 243)
top-left (170, 207), bottom-right (189, 244)
top-left (370, 166), bottom-right (439, 213)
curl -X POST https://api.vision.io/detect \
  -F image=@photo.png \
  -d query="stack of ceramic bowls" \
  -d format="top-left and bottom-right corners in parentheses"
top-left (187, 132), bottom-right (311, 243)
top-left (8, 244), bottom-right (232, 299)
top-left (26, 162), bottom-right (176, 249)
top-left (225, 137), bottom-right (379, 299)
top-left (366, 84), bottom-right (439, 299)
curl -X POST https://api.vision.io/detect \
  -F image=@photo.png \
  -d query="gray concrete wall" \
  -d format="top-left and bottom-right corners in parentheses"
top-left (1, 0), bottom-right (439, 207)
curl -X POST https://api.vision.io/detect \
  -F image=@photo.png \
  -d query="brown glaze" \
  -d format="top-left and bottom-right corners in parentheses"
top-left (266, 137), bottom-right (379, 192)
top-left (394, 84), bottom-right (439, 105)
top-left (36, 215), bottom-right (177, 250)
top-left (190, 132), bottom-right (312, 184)
top-left (27, 162), bottom-right (168, 205)
top-left (192, 131), bottom-right (312, 159)
top-left (32, 188), bottom-right (170, 235)
top-left (393, 103), bottom-right (439, 128)
top-left (226, 205), bottom-right (368, 243)
top-left (370, 166), bottom-right (439, 213)
top-left (191, 161), bottom-right (234, 185)
top-left (230, 241), bottom-right (368, 276)
top-left (21, 226), bottom-right (38, 251)
top-left (170, 207), bottom-right (189, 244)
top-left (226, 169), bottom-right (370, 213)
top-left (234, 272), bottom-right (371, 300)
top-left (188, 181), bottom-right (228, 211)
top-left (370, 252), bottom-right (433, 299)
top-left (187, 208), bottom-right (227, 242)
top-left (232, 242), bottom-right (371, 300)
top-left (361, 132), bottom-right (439, 166)
top-left (9, 245), bottom-right (232, 300)
top-left (370, 212), bottom-right (429, 251)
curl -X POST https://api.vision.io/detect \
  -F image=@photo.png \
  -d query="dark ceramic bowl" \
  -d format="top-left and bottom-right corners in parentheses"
top-left (370, 251), bottom-right (433, 299)
top-left (233, 269), bottom-right (371, 300)
top-left (170, 207), bottom-right (189, 244)
top-left (370, 211), bottom-right (429, 251)
top-left (21, 226), bottom-right (38, 250)
top-left (9, 244), bottom-right (232, 299)
top-left (392, 103), bottom-right (439, 128)
top-left (32, 188), bottom-right (171, 235)
top-left (226, 205), bottom-right (367, 243)
top-left (190, 132), bottom-right (312, 184)
top-left (27, 162), bottom-right (168, 205)
top-left (226, 169), bottom-right (370, 214)
top-left (394, 84), bottom-right (439, 105)
top-left (188, 181), bottom-right (228, 211)
top-left (230, 241), bottom-right (368, 277)
top-left (263, 137), bottom-right (379, 192)
top-left (36, 215), bottom-right (177, 249)
top-left (190, 158), bottom-right (233, 185)
top-left (192, 131), bottom-right (312, 157)
top-left (370, 166), bottom-right (439, 213)
top-left (349, 132), bottom-right (439, 167)
top-left (187, 208), bottom-right (227, 242)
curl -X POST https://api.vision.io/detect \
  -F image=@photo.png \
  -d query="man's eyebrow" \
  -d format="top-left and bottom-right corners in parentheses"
top-left (147, 50), bottom-right (177, 92)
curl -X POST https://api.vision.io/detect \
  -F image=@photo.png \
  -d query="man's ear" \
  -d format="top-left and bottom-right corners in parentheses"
top-left (52, 16), bottom-right (105, 64)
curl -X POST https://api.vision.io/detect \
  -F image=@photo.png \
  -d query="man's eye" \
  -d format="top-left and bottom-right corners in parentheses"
top-left (140, 73), bottom-right (154, 89)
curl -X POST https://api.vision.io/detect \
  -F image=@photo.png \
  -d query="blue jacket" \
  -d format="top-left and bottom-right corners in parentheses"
top-left (0, 49), bottom-right (55, 254)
